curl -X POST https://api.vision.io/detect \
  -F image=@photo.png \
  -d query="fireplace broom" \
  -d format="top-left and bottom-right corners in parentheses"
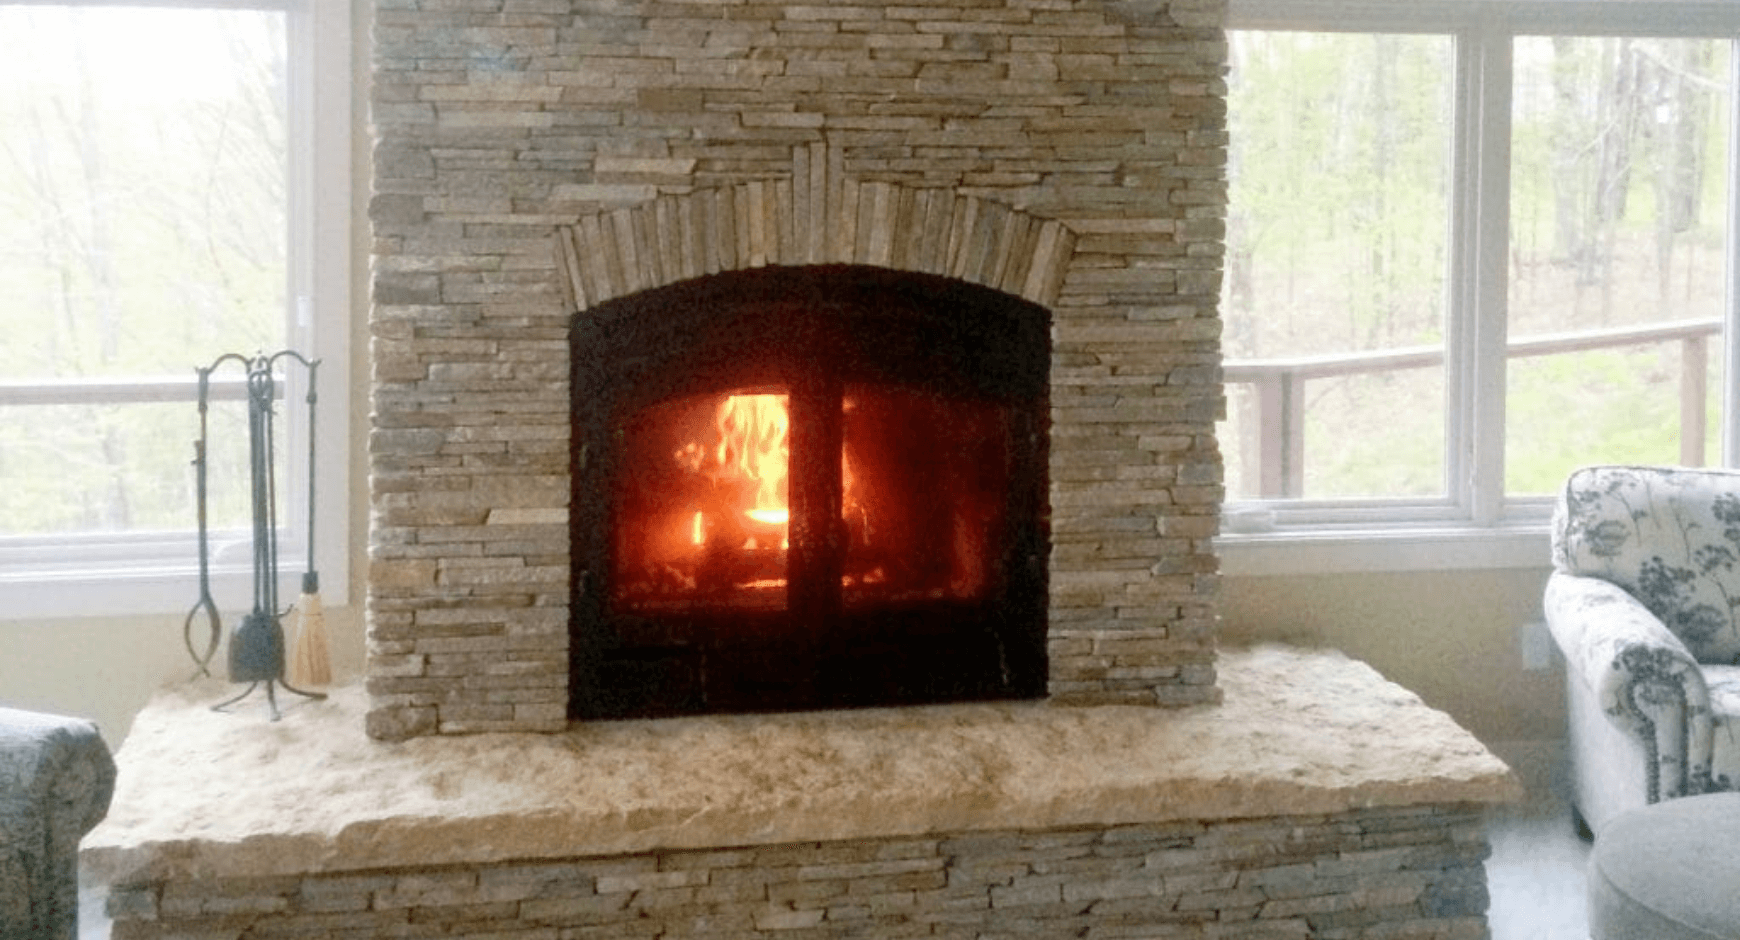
top-left (287, 361), bottom-right (331, 688)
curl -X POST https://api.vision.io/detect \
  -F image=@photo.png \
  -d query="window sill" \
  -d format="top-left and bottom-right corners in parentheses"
top-left (0, 532), bottom-right (344, 622)
top-left (0, 566), bottom-right (317, 623)
top-left (1215, 524), bottom-right (1553, 577)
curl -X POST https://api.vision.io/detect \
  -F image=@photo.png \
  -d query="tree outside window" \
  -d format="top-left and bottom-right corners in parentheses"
top-left (1221, 13), bottom-right (1734, 532)
top-left (1507, 36), bottom-right (1730, 495)
top-left (0, 5), bottom-right (290, 537)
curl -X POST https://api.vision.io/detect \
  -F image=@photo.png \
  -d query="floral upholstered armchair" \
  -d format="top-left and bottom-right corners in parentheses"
top-left (1545, 465), bottom-right (1740, 836)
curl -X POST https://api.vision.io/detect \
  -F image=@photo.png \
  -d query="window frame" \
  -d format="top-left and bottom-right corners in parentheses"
top-left (0, 0), bottom-right (351, 619)
top-left (1219, 0), bottom-right (1740, 575)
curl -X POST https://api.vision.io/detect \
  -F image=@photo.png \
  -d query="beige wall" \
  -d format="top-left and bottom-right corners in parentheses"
top-left (0, 609), bottom-right (367, 747)
top-left (4, 568), bottom-right (1566, 750)
top-left (1221, 567), bottom-right (1564, 744)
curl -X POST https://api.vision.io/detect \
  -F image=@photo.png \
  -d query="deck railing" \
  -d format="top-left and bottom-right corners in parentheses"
top-left (1223, 318), bottom-right (1721, 498)
top-left (7, 323), bottom-right (1720, 505)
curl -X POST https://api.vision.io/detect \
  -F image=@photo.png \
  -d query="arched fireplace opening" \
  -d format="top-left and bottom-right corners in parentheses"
top-left (570, 265), bottom-right (1050, 720)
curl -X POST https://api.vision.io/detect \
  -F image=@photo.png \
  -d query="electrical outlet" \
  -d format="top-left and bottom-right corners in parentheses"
top-left (1519, 621), bottom-right (1554, 672)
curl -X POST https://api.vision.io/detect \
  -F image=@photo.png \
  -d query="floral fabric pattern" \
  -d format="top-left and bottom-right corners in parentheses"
top-left (1548, 465), bottom-right (1740, 824)
top-left (1544, 573), bottom-right (1714, 801)
top-left (1706, 664), bottom-right (1740, 793)
top-left (1555, 464), bottom-right (1740, 664)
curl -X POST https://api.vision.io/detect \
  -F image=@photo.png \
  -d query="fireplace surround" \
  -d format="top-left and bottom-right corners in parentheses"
top-left (365, 0), bottom-right (1230, 740)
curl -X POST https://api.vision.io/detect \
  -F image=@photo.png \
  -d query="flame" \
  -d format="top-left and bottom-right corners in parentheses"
top-left (716, 394), bottom-right (789, 527)
top-left (675, 392), bottom-right (852, 556)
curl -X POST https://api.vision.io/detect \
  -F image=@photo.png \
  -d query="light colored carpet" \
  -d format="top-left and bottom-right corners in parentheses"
top-left (1485, 739), bottom-right (1592, 940)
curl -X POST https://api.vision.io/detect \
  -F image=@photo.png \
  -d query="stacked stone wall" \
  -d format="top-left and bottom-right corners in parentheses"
top-left (107, 805), bottom-right (1490, 940)
top-left (367, 0), bottom-right (1230, 738)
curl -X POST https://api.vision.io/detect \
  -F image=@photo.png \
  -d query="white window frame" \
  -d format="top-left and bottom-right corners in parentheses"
top-left (1219, 0), bottom-right (1740, 575)
top-left (0, 0), bottom-right (351, 619)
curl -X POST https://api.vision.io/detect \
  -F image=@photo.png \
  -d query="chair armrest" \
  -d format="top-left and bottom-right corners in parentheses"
top-left (0, 708), bottom-right (116, 940)
top-left (1545, 571), bottom-right (1716, 799)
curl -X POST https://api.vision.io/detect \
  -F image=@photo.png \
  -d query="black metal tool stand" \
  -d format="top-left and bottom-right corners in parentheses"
top-left (189, 351), bottom-right (326, 721)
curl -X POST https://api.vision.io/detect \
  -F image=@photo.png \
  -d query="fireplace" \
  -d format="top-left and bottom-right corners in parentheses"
top-left (84, 6), bottom-right (1523, 938)
top-left (363, 0), bottom-right (1230, 741)
top-left (570, 265), bottom-right (1050, 718)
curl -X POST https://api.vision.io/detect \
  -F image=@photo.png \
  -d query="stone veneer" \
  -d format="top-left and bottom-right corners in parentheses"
top-left (366, 0), bottom-right (1230, 739)
top-left (85, 647), bottom-right (1522, 940)
top-left (102, 807), bottom-right (1496, 940)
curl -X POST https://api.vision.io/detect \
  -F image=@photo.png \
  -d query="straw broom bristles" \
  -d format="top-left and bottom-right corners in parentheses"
top-left (287, 573), bottom-right (331, 687)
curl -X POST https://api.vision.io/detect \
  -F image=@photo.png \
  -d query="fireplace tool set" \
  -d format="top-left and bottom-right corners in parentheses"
top-left (184, 350), bottom-right (328, 720)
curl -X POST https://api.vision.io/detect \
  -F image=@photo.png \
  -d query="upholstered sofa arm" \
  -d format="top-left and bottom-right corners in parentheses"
top-left (0, 708), bottom-right (116, 940)
top-left (1545, 571), bottom-right (1716, 801)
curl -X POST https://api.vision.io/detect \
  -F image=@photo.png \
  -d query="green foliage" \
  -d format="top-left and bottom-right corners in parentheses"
top-left (1222, 30), bottom-right (1733, 503)
top-left (0, 7), bottom-right (288, 535)
top-left (1224, 32), bottom-right (1451, 361)
top-left (1507, 346), bottom-right (1717, 495)
top-left (1306, 372), bottom-right (1445, 499)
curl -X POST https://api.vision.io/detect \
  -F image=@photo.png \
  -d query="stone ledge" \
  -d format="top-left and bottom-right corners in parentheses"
top-left (82, 645), bottom-right (1521, 885)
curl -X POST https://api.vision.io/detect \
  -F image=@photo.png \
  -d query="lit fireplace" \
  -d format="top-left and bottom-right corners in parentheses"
top-left (78, 5), bottom-right (1516, 938)
top-left (570, 266), bottom-right (1049, 718)
top-left (360, 0), bottom-right (1234, 741)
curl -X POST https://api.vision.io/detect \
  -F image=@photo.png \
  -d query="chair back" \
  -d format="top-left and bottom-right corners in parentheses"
top-left (1554, 464), bottom-right (1740, 665)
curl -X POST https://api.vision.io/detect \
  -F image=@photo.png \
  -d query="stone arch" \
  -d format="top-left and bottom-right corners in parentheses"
top-left (554, 142), bottom-right (1076, 312)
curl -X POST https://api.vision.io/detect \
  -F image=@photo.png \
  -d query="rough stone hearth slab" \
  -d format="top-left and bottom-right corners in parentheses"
top-left (82, 645), bottom-right (1520, 885)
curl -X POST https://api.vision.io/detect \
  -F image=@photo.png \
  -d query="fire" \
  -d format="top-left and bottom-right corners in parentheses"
top-left (672, 392), bottom-right (855, 565)
top-left (714, 393), bottom-right (789, 535)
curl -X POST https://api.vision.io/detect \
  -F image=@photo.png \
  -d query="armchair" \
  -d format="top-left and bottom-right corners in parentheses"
top-left (1545, 465), bottom-right (1740, 836)
top-left (0, 707), bottom-right (116, 940)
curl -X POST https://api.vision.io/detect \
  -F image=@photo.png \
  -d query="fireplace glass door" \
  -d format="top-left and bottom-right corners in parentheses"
top-left (571, 266), bottom-right (1048, 719)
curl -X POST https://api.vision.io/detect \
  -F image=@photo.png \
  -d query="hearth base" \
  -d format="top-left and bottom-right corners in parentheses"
top-left (104, 805), bottom-right (1495, 939)
top-left (84, 646), bottom-right (1521, 939)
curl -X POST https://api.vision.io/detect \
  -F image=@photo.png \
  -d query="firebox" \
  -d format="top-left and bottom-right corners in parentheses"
top-left (569, 265), bottom-right (1050, 720)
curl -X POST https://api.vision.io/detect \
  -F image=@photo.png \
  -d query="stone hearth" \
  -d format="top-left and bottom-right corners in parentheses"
top-left (85, 647), bottom-right (1521, 938)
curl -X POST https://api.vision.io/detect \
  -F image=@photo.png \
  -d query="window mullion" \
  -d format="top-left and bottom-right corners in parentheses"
top-left (1464, 18), bottom-right (1513, 527)
top-left (297, 0), bottom-right (350, 607)
top-left (1724, 38), bottom-right (1740, 467)
top-left (1446, 28), bottom-right (1480, 519)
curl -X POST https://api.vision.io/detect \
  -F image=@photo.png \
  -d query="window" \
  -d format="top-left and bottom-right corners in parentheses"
top-left (1220, 0), bottom-right (1740, 573)
top-left (0, 0), bottom-right (350, 618)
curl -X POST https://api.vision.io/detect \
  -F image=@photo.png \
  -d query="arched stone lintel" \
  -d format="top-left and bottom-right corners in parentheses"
top-left (555, 143), bottom-right (1076, 313)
